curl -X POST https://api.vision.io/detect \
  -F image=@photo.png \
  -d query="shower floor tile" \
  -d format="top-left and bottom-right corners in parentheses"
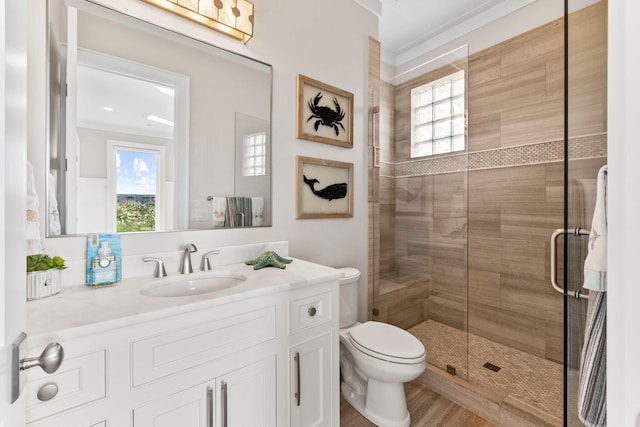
top-left (409, 320), bottom-right (563, 421)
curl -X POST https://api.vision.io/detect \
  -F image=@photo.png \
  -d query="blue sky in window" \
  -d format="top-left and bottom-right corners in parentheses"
top-left (116, 150), bottom-right (157, 195)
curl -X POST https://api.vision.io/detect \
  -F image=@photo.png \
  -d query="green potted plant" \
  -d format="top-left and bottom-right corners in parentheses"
top-left (26, 254), bottom-right (66, 300)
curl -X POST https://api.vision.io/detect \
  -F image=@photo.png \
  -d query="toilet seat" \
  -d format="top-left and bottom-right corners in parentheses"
top-left (348, 321), bottom-right (426, 364)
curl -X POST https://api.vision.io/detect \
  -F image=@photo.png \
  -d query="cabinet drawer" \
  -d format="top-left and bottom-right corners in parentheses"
top-left (132, 305), bottom-right (276, 387)
top-left (289, 290), bottom-right (332, 334)
top-left (26, 349), bottom-right (107, 423)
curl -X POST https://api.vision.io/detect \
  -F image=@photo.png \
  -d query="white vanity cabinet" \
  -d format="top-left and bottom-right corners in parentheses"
top-left (133, 356), bottom-right (276, 427)
top-left (24, 332), bottom-right (110, 427)
top-left (25, 266), bottom-right (339, 427)
top-left (289, 334), bottom-right (333, 427)
top-left (287, 287), bottom-right (336, 427)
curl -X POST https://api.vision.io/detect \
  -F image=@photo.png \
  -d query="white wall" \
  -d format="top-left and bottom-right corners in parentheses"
top-left (607, 0), bottom-right (640, 424)
top-left (38, 0), bottom-right (376, 319)
top-left (384, 0), bottom-right (571, 80)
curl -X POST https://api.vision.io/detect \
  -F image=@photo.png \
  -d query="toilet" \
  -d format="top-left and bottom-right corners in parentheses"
top-left (338, 268), bottom-right (426, 427)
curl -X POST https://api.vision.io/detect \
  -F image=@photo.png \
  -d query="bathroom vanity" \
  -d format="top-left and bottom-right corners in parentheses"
top-left (24, 255), bottom-right (340, 426)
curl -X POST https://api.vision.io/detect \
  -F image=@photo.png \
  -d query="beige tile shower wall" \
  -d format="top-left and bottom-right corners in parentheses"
top-left (467, 2), bottom-right (606, 363)
top-left (568, 0), bottom-right (608, 137)
top-left (374, 1), bottom-right (607, 362)
top-left (379, 81), bottom-right (396, 277)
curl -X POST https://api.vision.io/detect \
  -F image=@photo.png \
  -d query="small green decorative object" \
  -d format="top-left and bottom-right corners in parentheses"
top-left (245, 251), bottom-right (293, 270)
top-left (26, 254), bottom-right (66, 272)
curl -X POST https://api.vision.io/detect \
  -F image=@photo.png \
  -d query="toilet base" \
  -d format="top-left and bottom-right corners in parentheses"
top-left (341, 379), bottom-right (410, 427)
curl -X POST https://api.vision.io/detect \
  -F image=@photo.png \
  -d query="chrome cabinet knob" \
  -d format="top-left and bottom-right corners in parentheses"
top-left (20, 342), bottom-right (64, 374)
top-left (37, 383), bottom-right (59, 401)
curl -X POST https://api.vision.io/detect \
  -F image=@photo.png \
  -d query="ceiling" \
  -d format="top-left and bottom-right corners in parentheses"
top-left (76, 64), bottom-right (175, 139)
top-left (361, 0), bottom-right (537, 66)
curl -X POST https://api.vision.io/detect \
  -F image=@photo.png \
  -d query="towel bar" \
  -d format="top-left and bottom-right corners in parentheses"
top-left (550, 227), bottom-right (590, 300)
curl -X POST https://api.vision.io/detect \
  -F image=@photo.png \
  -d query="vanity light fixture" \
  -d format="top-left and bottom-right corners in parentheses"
top-left (104, 106), bottom-right (114, 111)
top-left (142, 0), bottom-right (254, 44)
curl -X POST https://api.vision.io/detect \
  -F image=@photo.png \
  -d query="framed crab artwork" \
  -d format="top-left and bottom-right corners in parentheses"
top-left (296, 75), bottom-right (354, 148)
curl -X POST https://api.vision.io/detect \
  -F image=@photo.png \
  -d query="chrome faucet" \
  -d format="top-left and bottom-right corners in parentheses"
top-left (179, 243), bottom-right (198, 274)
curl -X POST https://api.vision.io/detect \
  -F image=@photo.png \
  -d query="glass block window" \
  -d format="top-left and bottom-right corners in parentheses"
top-left (242, 132), bottom-right (266, 176)
top-left (411, 71), bottom-right (466, 158)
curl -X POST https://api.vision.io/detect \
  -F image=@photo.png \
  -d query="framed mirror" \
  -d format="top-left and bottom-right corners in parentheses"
top-left (46, 0), bottom-right (272, 236)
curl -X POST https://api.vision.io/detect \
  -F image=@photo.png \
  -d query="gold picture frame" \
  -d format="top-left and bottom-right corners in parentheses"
top-left (296, 75), bottom-right (353, 148)
top-left (296, 156), bottom-right (353, 219)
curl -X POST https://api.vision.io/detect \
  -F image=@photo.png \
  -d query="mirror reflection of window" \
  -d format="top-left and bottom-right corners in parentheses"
top-left (115, 149), bottom-right (159, 232)
top-left (106, 141), bottom-right (166, 233)
top-left (242, 132), bottom-right (266, 177)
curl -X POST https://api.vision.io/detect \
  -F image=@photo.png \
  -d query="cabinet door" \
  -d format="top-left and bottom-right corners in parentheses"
top-left (28, 416), bottom-right (108, 427)
top-left (133, 381), bottom-right (214, 427)
top-left (216, 356), bottom-right (276, 427)
top-left (290, 333), bottom-right (332, 427)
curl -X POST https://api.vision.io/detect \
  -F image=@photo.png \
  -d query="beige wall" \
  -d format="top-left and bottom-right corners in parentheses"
top-left (374, 1), bottom-right (607, 363)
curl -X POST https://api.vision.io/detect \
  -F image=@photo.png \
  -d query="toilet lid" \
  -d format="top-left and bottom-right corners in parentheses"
top-left (349, 321), bottom-right (426, 363)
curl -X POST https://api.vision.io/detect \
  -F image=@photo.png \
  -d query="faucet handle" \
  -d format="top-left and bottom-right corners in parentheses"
top-left (200, 250), bottom-right (221, 271)
top-left (143, 257), bottom-right (168, 278)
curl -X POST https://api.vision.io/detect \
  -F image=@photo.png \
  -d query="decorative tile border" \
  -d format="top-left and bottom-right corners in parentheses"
top-left (380, 133), bottom-right (607, 178)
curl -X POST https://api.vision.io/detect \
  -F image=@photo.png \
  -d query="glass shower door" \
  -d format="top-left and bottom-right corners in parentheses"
top-left (373, 45), bottom-right (470, 380)
top-left (564, 0), bottom-right (608, 425)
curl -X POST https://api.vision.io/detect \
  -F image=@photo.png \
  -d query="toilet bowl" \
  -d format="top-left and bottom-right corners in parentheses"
top-left (338, 268), bottom-right (426, 427)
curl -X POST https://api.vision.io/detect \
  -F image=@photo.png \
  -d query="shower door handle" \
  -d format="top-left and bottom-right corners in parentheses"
top-left (550, 227), bottom-right (590, 300)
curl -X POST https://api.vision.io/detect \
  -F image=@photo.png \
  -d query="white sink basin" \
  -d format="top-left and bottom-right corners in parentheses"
top-left (140, 272), bottom-right (247, 297)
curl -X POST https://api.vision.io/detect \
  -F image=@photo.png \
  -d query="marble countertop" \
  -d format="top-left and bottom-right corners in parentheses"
top-left (27, 258), bottom-right (342, 340)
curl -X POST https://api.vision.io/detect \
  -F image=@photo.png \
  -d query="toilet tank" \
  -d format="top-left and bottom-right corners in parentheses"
top-left (338, 267), bottom-right (360, 328)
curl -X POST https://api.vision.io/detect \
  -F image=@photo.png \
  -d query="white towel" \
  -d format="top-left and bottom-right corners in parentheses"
top-left (26, 161), bottom-right (43, 255)
top-left (48, 173), bottom-right (61, 236)
top-left (211, 197), bottom-right (227, 228)
top-left (252, 197), bottom-right (264, 226)
top-left (583, 165), bottom-right (607, 291)
top-left (578, 164), bottom-right (607, 427)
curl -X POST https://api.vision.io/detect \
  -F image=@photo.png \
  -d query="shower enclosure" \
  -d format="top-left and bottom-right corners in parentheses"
top-left (369, 0), bottom-right (607, 424)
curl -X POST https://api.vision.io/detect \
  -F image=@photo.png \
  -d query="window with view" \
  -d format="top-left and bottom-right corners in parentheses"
top-left (411, 70), bottom-right (466, 158)
top-left (243, 132), bottom-right (267, 177)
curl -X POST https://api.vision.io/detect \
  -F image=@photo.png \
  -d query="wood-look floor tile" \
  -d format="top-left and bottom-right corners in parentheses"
top-left (340, 381), bottom-right (494, 427)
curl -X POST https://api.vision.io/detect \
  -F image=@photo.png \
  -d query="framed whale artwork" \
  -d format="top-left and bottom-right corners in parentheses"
top-left (296, 156), bottom-right (353, 219)
top-left (296, 75), bottom-right (354, 148)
